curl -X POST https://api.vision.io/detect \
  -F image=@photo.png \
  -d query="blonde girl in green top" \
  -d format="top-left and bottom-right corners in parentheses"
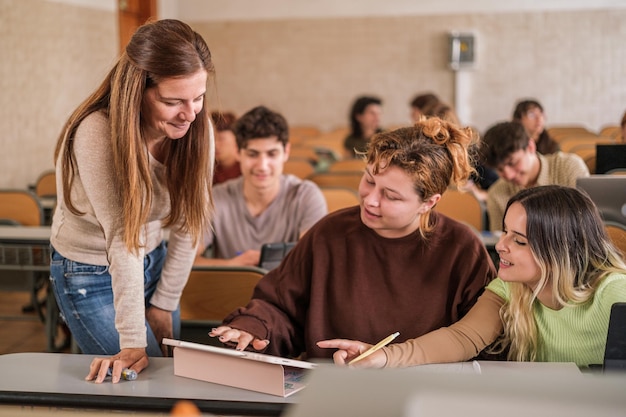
top-left (319, 185), bottom-right (626, 368)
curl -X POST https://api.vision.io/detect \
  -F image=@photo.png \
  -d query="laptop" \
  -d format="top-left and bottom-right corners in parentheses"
top-left (258, 241), bottom-right (297, 271)
top-left (603, 302), bottom-right (626, 373)
top-left (596, 144), bottom-right (626, 174)
top-left (576, 176), bottom-right (626, 225)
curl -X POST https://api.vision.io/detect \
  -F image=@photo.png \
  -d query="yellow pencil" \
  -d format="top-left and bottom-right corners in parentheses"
top-left (348, 332), bottom-right (400, 365)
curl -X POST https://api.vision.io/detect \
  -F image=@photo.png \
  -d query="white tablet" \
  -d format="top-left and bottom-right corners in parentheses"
top-left (162, 338), bottom-right (317, 370)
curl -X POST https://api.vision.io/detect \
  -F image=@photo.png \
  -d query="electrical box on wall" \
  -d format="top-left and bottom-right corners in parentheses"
top-left (448, 32), bottom-right (475, 70)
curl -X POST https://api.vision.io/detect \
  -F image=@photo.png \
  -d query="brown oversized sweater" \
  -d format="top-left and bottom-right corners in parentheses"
top-left (223, 206), bottom-right (497, 359)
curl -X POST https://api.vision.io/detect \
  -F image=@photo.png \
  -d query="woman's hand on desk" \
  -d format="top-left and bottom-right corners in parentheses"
top-left (209, 326), bottom-right (270, 351)
top-left (86, 348), bottom-right (148, 384)
top-left (317, 339), bottom-right (387, 368)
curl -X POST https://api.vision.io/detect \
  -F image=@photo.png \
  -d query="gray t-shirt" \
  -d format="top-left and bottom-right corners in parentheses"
top-left (203, 174), bottom-right (327, 258)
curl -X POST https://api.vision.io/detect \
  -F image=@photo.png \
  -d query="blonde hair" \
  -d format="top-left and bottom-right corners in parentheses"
top-left (54, 19), bottom-right (215, 252)
top-left (492, 186), bottom-right (626, 361)
top-left (364, 117), bottom-right (478, 238)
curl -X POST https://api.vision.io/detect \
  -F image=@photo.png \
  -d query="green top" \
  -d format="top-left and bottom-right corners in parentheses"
top-left (487, 273), bottom-right (626, 367)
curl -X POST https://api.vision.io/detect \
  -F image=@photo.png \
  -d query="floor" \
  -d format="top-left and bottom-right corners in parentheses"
top-left (0, 291), bottom-right (69, 355)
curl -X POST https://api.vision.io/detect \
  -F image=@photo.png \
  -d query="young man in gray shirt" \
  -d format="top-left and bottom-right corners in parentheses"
top-left (195, 105), bottom-right (327, 267)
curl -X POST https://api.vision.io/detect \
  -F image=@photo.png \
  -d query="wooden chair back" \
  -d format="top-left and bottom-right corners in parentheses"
top-left (288, 145), bottom-right (319, 164)
top-left (605, 222), bottom-right (626, 258)
top-left (571, 145), bottom-right (597, 173)
top-left (284, 158), bottom-right (316, 179)
top-left (327, 159), bottom-right (366, 173)
top-left (434, 188), bottom-right (487, 231)
top-left (547, 126), bottom-right (594, 141)
top-left (599, 125), bottom-right (622, 140)
top-left (302, 138), bottom-right (345, 161)
top-left (290, 125), bottom-right (322, 140)
top-left (558, 136), bottom-right (613, 153)
top-left (34, 171), bottom-right (56, 198)
top-left (180, 266), bottom-right (267, 324)
top-left (320, 187), bottom-right (360, 213)
top-left (0, 190), bottom-right (43, 226)
top-left (308, 171), bottom-right (363, 192)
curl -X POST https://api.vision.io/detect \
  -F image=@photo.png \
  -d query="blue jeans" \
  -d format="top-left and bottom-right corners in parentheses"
top-left (49, 241), bottom-right (180, 356)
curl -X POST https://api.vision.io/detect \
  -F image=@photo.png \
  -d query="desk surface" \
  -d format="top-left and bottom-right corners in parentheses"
top-left (0, 226), bottom-right (172, 245)
top-left (0, 226), bottom-right (51, 244)
top-left (0, 353), bottom-right (293, 415)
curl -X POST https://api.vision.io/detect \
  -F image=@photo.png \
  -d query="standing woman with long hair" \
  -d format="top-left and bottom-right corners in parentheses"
top-left (50, 19), bottom-right (215, 383)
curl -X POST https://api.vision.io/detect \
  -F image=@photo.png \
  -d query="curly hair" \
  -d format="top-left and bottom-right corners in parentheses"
top-left (364, 117), bottom-right (478, 238)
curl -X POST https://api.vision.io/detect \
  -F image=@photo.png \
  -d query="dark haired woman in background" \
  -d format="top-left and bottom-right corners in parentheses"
top-left (343, 95), bottom-right (383, 159)
top-left (513, 99), bottom-right (560, 155)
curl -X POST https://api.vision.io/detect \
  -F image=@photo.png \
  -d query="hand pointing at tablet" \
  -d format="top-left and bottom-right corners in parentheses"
top-left (210, 326), bottom-right (270, 352)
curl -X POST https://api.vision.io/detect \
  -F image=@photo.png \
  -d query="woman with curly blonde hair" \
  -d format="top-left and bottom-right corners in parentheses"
top-left (210, 117), bottom-right (496, 360)
top-left (320, 185), bottom-right (626, 368)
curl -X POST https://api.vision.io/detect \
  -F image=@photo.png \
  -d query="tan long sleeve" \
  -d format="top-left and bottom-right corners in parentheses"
top-left (382, 290), bottom-right (505, 368)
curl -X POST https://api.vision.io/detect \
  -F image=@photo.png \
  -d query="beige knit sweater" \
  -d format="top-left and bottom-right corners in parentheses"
top-left (51, 111), bottom-right (196, 349)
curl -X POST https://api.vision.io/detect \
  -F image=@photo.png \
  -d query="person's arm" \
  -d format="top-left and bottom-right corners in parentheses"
top-left (194, 249), bottom-right (261, 267)
top-left (217, 233), bottom-right (315, 357)
top-left (318, 290), bottom-right (504, 368)
top-left (562, 154), bottom-right (590, 187)
top-left (382, 290), bottom-right (504, 367)
top-left (147, 223), bottom-right (196, 355)
top-left (72, 113), bottom-right (150, 382)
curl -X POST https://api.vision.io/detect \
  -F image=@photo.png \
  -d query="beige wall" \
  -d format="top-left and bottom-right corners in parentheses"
top-left (1, 0), bottom-right (625, 190)
top-left (193, 8), bottom-right (626, 134)
top-left (0, 0), bottom-right (116, 189)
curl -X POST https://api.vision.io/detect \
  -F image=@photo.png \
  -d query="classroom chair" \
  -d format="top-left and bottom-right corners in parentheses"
top-left (559, 137), bottom-right (614, 154)
top-left (320, 187), bottom-right (360, 213)
top-left (598, 125), bottom-right (622, 141)
top-left (284, 158), bottom-right (316, 179)
top-left (605, 222), bottom-right (626, 258)
top-left (34, 170), bottom-right (56, 198)
top-left (434, 187), bottom-right (487, 231)
top-left (547, 126), bottom-right (595, 141)
top-left (180, 265), bottom-right (267, 345)
top-left (327, 159), bottom-right (366, 173)
top-left (0, 190), bottom-right (44, 227)
top-left (308, 171), bottom-right (363, 192)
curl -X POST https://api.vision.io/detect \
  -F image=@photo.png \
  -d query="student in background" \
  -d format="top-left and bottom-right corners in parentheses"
top-left (482, 121), bottom-right (589, 232)
top-left (211, 117), bottom-right (496, 360)
top-left (320, 186), bottom-right (626, 368)
top-left (49, 20), bottom-right (214, 383)
top-left (212, 111), bottom-right (241, 184)
top-left (414, 94), bottom-right (497, 203)
top-left (512, 99), bottom-right (560, 155)
top-left (195, 105), bottom-right (327, 267)
top-left (343, 96), bottom-right (383, 159)
top-left (621, 110), bottom-right (626, 141)
top-left (409, 92), bottom-right (440, 123)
